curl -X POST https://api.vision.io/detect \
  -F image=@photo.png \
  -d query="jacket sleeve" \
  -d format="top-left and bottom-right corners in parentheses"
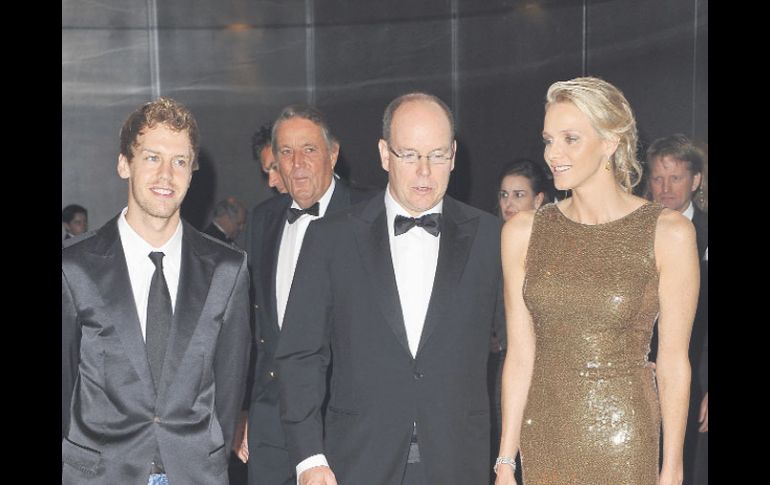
top-left (62, 269), bottom-right (81, 438)
top-left (274, 221), bottom-right (333, 467)
top-left (214, 253), bottom-right (252, 456)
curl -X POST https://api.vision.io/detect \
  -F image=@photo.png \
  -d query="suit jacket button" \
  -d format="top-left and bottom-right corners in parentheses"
top-left (153, 416), bottom-right (161, 423)
top-left (413, 372), bottom-right (424, 380)
top-left (268, 371), bottom-right (276, 378)
top-left (259, 338), bottom-right (266, 344)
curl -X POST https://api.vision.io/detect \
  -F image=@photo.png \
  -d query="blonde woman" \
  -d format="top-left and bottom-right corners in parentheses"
top-left (495, 77), bottom-right (698, 485)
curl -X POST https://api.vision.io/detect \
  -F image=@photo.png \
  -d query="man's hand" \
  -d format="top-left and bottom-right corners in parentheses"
top-left (490, 334), bottom-right (503, 353)
top-left (300, 465), bottom-right (338, 485)
top-left (698, 392), bottom-right (708, 433)
top-left (232, 411), bottom-right (249, 463)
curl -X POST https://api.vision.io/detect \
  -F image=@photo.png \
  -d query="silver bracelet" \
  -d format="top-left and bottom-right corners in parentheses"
top-left (493, 456), bottom-right (517, 474)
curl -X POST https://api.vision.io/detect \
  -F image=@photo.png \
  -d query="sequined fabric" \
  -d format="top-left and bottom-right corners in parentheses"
top-left (520, 202), bottom-right (664, 485)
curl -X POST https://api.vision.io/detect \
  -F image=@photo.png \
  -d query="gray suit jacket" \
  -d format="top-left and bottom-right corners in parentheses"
top-left (62, 216), bottom-right (251, 485)
top-left (275, 193), bottom-right (505, 485)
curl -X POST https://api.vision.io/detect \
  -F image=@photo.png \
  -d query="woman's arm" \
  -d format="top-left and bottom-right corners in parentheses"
top-left (654, 210), bottom-right (700, 485)
top-left (495, 211), bottom-right (537, 485)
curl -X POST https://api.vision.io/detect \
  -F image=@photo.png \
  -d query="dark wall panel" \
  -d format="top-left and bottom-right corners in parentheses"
top-left (457, 0), bottom-right (584, 213)
top-left (314, 0), bottom-right (451, 24)
top-left (62, 1), bottom-right (151, 233)
top-left (155, 0), bottom-right (307, 29)
top-left (156, 1), bottom-right (307, 234)
top-left (314, 1), bottom-right (454, 191)
top-left (157, 25), bottom-right (307, 230)
top-left (694, 0), bottom-right (708, 144)
top-left (63, 0), bottom-right (707, 238)
top-left (63, 0), bottom-right (147, 28)
top-left (587, 0), bottom-right (698, 153)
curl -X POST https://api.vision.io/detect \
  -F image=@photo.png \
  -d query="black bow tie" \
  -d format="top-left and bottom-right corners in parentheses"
top-left (287, 202), bottom-right (320, 224)
top-left (394, 213), bottom-right (442, 237)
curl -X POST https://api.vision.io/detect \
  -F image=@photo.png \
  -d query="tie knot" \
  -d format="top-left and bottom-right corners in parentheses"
top-left (149, 251), bottom-right (165, 269)
top-left (287, 202), bottom-right (320, 224)
top-left (394, 213), bottom-right (442, 237)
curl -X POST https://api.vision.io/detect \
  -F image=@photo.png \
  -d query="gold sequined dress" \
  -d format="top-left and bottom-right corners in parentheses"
top-left (520, 202), bottom-right (664, 485)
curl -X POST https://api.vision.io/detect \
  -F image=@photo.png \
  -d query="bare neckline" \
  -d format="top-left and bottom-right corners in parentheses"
top-left (553, 201), bottom-right (653, 227)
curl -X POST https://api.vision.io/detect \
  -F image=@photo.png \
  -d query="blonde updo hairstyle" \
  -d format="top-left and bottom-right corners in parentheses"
top-left (546, 77), bottom-right (642, 192)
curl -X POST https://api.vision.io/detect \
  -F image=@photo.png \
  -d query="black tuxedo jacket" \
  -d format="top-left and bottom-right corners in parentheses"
top-left (690, 206), bottom-right (708, 394)
top-left (62, 216), bottom-right (251, 484)
top-left (203, 222), bottom-right (233, 245)
top-left (243, 181), bottom-right (373, 452)
top-left (275, 193), bottom-right (505, 485)
top-left (681, 205), bottom-right (709, 481)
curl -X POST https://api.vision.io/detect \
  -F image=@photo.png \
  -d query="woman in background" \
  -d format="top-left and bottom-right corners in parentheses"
top-left (489, 158), bottom-right (553, 484)
top-left (497, 158), bottom-right (552, 222)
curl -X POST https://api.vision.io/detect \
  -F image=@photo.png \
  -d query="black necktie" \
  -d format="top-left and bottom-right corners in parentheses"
top-left (286, 202), bottom-right (320, 224)
top-left (394, 213), bottom-right (442, 237)
top-left (146, 251), bottom-right (172, 390)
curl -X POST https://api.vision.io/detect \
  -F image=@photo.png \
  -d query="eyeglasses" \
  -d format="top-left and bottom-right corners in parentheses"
top-left (387, 144), bottom-right (453, 165)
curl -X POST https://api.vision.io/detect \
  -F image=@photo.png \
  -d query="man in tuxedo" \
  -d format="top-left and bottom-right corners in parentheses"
top-left (252, 122), bottom-right (287, 194)
top-left (239, 104), bottom-right (372, 485)
top-left (62, 203), bottom-right (88, 239)
top-left (204, 196), bottom-right (247, 246)
top-left (276, 92), bottom-right (505, 485)
top-left (62, 97), bottom-right (251, 485)
top-left (647, 134), bottom-right (708, 485)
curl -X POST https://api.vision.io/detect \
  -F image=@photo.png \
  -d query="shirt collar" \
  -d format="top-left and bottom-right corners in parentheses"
top-left (117, 207), bottom-right (184, 256)
top-left (682, 201), bottom-right (694, 221)
top-left (384, 184), bottom-right (444, 237)
top-left (290, 177), bottom-right (336, 218)
top-left (212, 220), bottom-right (229, 239)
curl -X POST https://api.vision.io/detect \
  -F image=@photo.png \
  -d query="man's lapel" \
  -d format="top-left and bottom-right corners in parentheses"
top-left (353, 195), bottom-right (412, 358)
top-left (157, 223), bottom-right (214, 401)
top-left (417, 197), bottom-right (478, 355)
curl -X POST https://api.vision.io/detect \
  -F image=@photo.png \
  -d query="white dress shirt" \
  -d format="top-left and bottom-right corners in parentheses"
top-left (682, 200), bottom-right (694, 221)
top-left (117, 207), bottom-right (183, 340)
top-left (276, 178), bottom-right (336, 329)
top-left (384, 185), bottom-right (442, 357)
top-left (296, 185), bottom-right (443, 481)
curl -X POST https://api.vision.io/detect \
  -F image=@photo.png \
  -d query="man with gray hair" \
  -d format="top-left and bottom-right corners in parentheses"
top-left (239, 104), bottom-right (372, 485)
top-left (204, 196), bottom-right (247, 246)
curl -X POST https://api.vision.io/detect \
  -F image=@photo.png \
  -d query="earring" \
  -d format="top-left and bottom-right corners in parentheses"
top-left (695, 187), bottom-right (707, 212)
top-left (605, 158), bottom-right (612, 171)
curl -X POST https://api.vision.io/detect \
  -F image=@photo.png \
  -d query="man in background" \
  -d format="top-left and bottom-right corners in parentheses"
top-left (62, 204), bottom-right (88, 239)
top-left (204, 196), bottom-right (247, 246)
top-left (252, 123), bottom-right (287, 194)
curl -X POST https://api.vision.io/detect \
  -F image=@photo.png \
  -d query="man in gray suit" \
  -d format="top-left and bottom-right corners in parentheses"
top-left (62, 97), bottom-right (251, 485)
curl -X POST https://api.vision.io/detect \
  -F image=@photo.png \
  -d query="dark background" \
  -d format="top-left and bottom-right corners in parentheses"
top-left (62, 0), bottom-right (707, 241)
